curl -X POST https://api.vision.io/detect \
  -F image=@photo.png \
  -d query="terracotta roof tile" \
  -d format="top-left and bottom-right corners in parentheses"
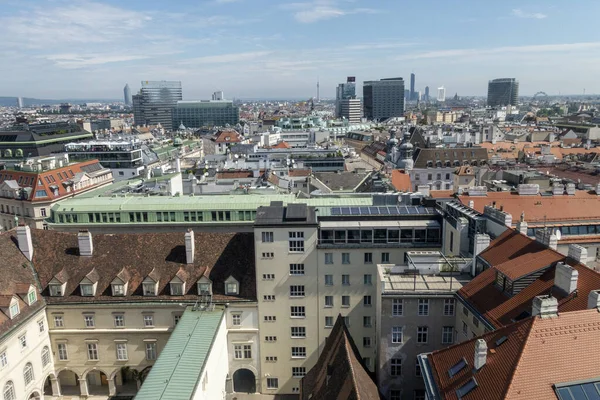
top-left (85, 268), bottom-right (100, 283)
top-left (391, 169), bottom-right (412, 192)
top-left (288, 169), bottom-right (311, 177)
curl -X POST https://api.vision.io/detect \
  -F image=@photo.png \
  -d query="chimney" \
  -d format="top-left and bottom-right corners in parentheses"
top-left (596, 183), bottom-right (600, 196)
top-left (77, 230), bottom-right (93, 257)
top-left (185, 229), bottom-right (195, 264)
top-left (535, 229), bottom-right (557, 251)
top-left (468, 200), bottom-right (474, 208)
top-left (516, 212), bottom-right (528, 235)
top-left (474, 339), bottom-right (487, 370)
top-left (587, 290), bottom-right (600, 310)
top-left (532, 295), bottom-right (558, 318)
top-left (568, 244), bottom-right (588, 265)
top-left (175, 157), bottom-right (181, 173)
top-left (554, 262), bottom-right (579, 294)
top-left (471, 234), bottom-right (491, 276)
top-left (17, 225), bottom-right (34, 261)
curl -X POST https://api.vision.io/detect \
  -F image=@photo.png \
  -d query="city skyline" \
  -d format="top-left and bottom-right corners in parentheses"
top-left (1, 0), bottom-right (600, 99)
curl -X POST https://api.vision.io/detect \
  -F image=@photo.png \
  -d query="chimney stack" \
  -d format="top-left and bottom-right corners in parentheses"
top-left (17, 225), bottom-right (34, 261)
top-left (185, 229), bottom-right (195, 264)
top-left (468, 200), bottom-right (474, 208)
top-left (516, 212), bottom-right (528, 236)
top-left (532, 295), bottom-right (558, 318)
top-left (77, 230), bottom-right (93, 257)
top-left (587, 290), bottom-right (600, 310)
top-left (474, 339), bottom-right (487, 370)
top-left (535, 229), bottom-right (558, 251)
top-left (554, 262), bottom-right (578, 295)
top-left (567, 244), bottom-right (588, 265)
top-left (595, 183), bottom-right (600, 196)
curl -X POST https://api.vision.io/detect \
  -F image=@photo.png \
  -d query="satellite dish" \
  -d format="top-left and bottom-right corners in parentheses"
top-left (554, 228), bottom-right (562, 241)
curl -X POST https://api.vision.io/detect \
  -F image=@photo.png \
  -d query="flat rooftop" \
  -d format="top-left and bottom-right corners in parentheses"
top-left (381, 273), bottom-right (471, 294)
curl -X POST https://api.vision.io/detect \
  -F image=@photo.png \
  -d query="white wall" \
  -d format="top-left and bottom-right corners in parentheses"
top-left (193, 316), bottom-right (228, 400)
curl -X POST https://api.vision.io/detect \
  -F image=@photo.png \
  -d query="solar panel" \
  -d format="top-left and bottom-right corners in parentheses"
top-left (330, 208), bottom-right (341, 215)
top-left (350, 207), bottom-right (361, 215)
top-left (341, 207), bottom-right (351, 215)
top-left (368, 207), bottom-right (380, 214)
top-left (448, 357), bottom-right (468, 378)
top-left (379, 207), bottom-right (391, 215)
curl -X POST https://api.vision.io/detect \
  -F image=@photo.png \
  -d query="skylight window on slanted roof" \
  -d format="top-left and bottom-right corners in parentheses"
top-left (555, 379), bottom-right (600, 400)
top-left (448, 357), bottom-right (468, 378)
top-left (495, 336), bottom-right (508, 347)
top-left (456, 378), bottom-right (478, 399)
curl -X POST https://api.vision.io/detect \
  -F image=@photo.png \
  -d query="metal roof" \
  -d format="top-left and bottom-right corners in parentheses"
top-left (134, 308), bottom-right (224, 400)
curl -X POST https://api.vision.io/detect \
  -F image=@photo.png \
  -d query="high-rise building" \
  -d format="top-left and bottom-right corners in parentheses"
top-left (335, 77), bottom-right (356, 117)
top-left (132, 81), bottom-right (183, 130)
top-left (410, 73), bottom-right (416, 101)
top-left (123, 84), bottom-right (132, 106)
top-left (17, 97), bottom-right (23, 109)
top-left (339, 98), bottom-right (362, 124)
top-left (172, 100), bottom-right (239, 128)
top-left (404, 89), bottom-right (410, 102)
top-left (437, 86), bottom-right (446, 102)
top-left (363, 77), bottom-right (405, 121)
top-left (424, 86), bottom-right (430, 102)
top-left (487, 78), bottom-right (519, 107)
top-left (212, 91), bottom-right (224, 101)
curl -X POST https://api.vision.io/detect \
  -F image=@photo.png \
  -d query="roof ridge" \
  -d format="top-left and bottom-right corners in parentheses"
top-left (343, 334), bottom-right (361, 400)
top-left (503, 316), bottom-right (538, 398)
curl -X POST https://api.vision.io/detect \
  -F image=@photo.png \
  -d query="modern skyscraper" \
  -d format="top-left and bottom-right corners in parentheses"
top-left (17, 97), bottom-right (23, 109)
top-left (437, 86), bottom-right (446, 102)
top-left (424, 86), bottom-right (430, 102)
top-left (487, 78), bottom-right (519, 107)
top-left (410, 73), bottom-right (416, 101)
top-left (339, 98), bottom-right (362, 124)
top-left (335, 77), bottom-right (356, 117)
top-left (132, 81), bottom-right (182, 130)
top-left (363, 78), bottom-right (405, 121)
top-left (123, 84), bottom-right (132, 106)
top-left (172, 100), bottom-right (239, 128)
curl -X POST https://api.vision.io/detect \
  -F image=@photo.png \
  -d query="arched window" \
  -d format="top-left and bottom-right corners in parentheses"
top-left (3, 381), bottom-right (15, 400)
top-left (23, 362), bottom-right (34, 386)
top-left (41, 346), bottom-right (51, 367)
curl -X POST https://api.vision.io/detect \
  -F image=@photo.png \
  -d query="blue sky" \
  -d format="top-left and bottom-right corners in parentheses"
top-left (0, 0), bottom-right (599, 99)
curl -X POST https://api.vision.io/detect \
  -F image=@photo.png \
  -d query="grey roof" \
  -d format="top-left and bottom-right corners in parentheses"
top-left (255, 202), bottom-right (317, 226)
top-left (412, 147), bottom-right (489, 168)
top-left (313, 172), bottom-right (370, 192)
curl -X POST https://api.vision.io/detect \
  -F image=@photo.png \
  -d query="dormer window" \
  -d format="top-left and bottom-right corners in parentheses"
top-left (27, 290), bottom-right (36, 305)
top-left (49, 284), bottom-right (63, 297)
top-left (224, 276), bottom-right (239, 296)
top-left (9, 300), bottom-right (20, 319)
top-left (198, 283), bottom-right (212, 295)
top-left (143, 282), bottom-right (157, 296)
top-left (170, 282), bottom-right (183, 296)
top-left (111, 268), bottom-right (130, 297)
top-left (80, 284), bottom-right (94, 297)
top-left (112, 284), bottom-right (125, 296)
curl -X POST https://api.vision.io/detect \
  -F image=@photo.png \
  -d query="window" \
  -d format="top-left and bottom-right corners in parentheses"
top-left (198, 282), bottom-right (212, 295)
top-left (144, 315), bottom-right (154, 327)
top-left (417, 326), bottom-right (429, 343)
top-left (364, 252), bottom-right (373, 264)
top-left (290, 285), bottom-right (305, 297)
top-left (234, 344), bottom-right (252, 359)
top-left (49, 284), bottom-right (63, 297)
top-left (84, 315), bottom-right (95, 327)
top-left (54, 315), bottom-right (64, 328)
top-left (325, 296), bottom-right (333, 307)
top-left (262, 252), bottom-right (274, 258)
top-left (232, 313), bottom-right (241, 326)
top-left (226, 282), bottom-right (238, 295)
top-left (28, 290), bottom-right (37, 305)
top-left (364, 357), bottom-right (372, 369)
top-left (170, 282), bottom-right (183, 295)
top-left (381, 252), bottom-right (390, 263)
top-left (19, 334), bottom-right (27, 349)
top-left (342, 296), bottom-right (350, 307)
top-left (174, 315), bottom-right (182, 325)
top-left (143, 283), bottom-right (156, 296)
top-left (87, 343), bottom-right (99, 360)
top-left (462, 321), bottom-right (468, 335)
top-left (463, 306), bottom-right (469, 317)
top-left (262, 231), bottom-right (274, 242)
top-left (291, 347), bottom-right (306, 358)
top-left (418, 299), bottom-right (429, 316)
top-left (342, 274), bottom-right (350, 286)
top-left (324, 274), bottom-right (333, 286)
top-left (324, 253), bottom-right (333, 264)
top-left (472, 316), bottom-right (480, 328)
top-left (390, 390), bottom-right (401, 400)
top-left (363, 316), bottom-right (372, 327)
top-left (264, 295), bottom-right (275, 301)
top-left (41, 346), bottom-right (51, 366)
top-left (58, 343), bottom-right (68, 360)
top-left (442, 326), bottom-right (454, 344)
top-left (116, 343), bottom-right (128, 360)
top-left (291, 306), bottom-right (305, 318)
top-left (9, 302), bottom-right (19, 318)
top-left (265, 356), bottom-right (277, 362)
top-left (114, 314), bottom-right (125, 327)
top-left (342, 253), bottom-right (350, 264)
top-left (393, 299), bottom-right (403, 316)
top-left (363, 337), bottom-right (372, 347)
top-left (145, 343), bottom-right (157, 360)
top-left (444, 299), bottom-right (455, 316)
top-left (392, 326), bottom-right (403, 343)
top-left (364, 274), bottom-right (372, 285)
top-left (80, 284), bottom-right (94, 296)
top-left (414, 390), bottom-right (426, 400)
top-left (264, 316), bottom-right (276, 322)
top-left (288, 231), bottom-right (305, 252)
top-left (290, 263), bottom-right (305, 275)
top-left (391, 358), bottom-right (402, 376)
top-left (291, 327), bottom-right (306, 338)
top-left (363, 296), bottom-right (372, 307)
top-left (292, 367), bottom-right (306, 378)
top-left (267, 378), bottom-right (279, 389)
top-left (38, 319), bottom-right (45, 333)
top-left (415, 360), bottom-right (422, 377)
top-left (262, 274), bottom-right (275, 280)
top-left (0, 352), bottom-right (6, 368)
top-left (325, 316), bottom-right (334, 327)
top-left (112, 284), bottom-right (125, 296)
top-left (3, 382), bottom-right (15, 400)
top-left (265, 336), bottom-right (277, 342)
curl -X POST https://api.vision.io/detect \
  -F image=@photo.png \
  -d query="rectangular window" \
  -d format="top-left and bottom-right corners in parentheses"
top-left (417, 326), bottom-right (429, 343)
top-left (390, 390), bottom-right (401, 400)
top-left (145, 343), bottom-right (157, 360)
top-left (418, 299), bottom-right (429, 316)
top-left (364, 357), bottom-right (372, 369)
top-left (261, 252), bottom-right (274, 258)
top-left (262, 274), bottom-right (275, 280)
top-left (324, 253), bottom-right (333, 264)
top-left (170, 282), bottom-right (183, 295)
top-left (264, 316), bottom-right (276, 322)
top-left (262, 232), bottom-right (274, 242)
top-left (363, 337), bottom-right (372, 347)
top-left (442, 326), bottom-right (454, 344)
top-left (288, 231), bottom-right (305, 252)
top-left (444, 299), bottom-right (455, 316)
top-left (364, 274), bottom-right (372, 285)
top-left (289, 263), bottom-right (305, 275)
top-left (415, 390), bottom-right (426, 400)
top-left (81, 284), bottom-right (93, 296)
top-left (462, 321), bottom-right (468, 335)
top-left (291, 347), bottom-right (306, 358)
top-left (324, 274), bottom-right (333, 286)
top-left (143, 283), bottom-right (156, 296)
top-left (234, 344), bottom-right (252, 359)
top-left (28, 291), bottom-right (37, 305)
top-left (114, 315), bottom-right (124, 327)
top-left (116, 343), bottom-right (128, 360)
top-left (267, 378), bottom-right (279, 389)
top-left (0, 352), bottom-right (6, 368)
top-left (174, 315), bottom-right (182, 325)
top-left (263, 295), bottom-right (275, 301)
top-left (392, 326), bottom-right (403, 343)
top-left (342, 295), bottom-right (350, 307)
top-left (363, 316), bottom-right (372, 327)
top-left (290, 306), bottom-right (305, 318)
top-left (57, 343), bottom-right (68, 360)
top-left (265, 336), bottom-right (277, 342)
top-left (391, 358), bottom-right (402, 376)
top-left (290, 285), bottom-right (305, 297)
top-left (292, 367), bottom-right (306, 378)
top-left (342, 253), bottom-right (350, 264)
top-left (144, 315), bottom-right (154, 327)
top-left (291, 327), bottom-right (306, 338)
top-left (54, 316), bottom-right (64, 328)
top-left (381, 252), bottom-right (390, 263)
top-left (342, 274), bottom-right (350, 286)
top-left (87, 343), bottom-right (99, 360)
top-left (415, 360), bottom-right (422, 377)
top-left (84, 315), bottom-right (95, 328)
top-left (38, 319), bottom-right (45, 333)
top-left (363, 296), bottom-right (372, 307)
top-left (232, 313), bottom-right (241, 326)
top-left (265, 356), bottom-right (277, 362)
top-left (112, 284), bottom-right (125, 296)
top-left (472, 316), bottom-right (480, 328)
top-left (325, 296), bottom-right (333, 307)
top-left (393, 299), bottom-right (403, 316)
top-left (325, 316), bottom-right (334, 327)
top-left (364, 252), bottom-right (373, 264)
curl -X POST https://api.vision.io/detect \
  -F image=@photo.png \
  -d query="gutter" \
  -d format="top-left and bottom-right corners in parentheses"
top-left (418, 354), bottom-right (441, 400)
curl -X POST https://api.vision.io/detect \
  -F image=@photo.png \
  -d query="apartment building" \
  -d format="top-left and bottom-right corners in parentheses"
top-left (254, 202), bottom-right (444, 395)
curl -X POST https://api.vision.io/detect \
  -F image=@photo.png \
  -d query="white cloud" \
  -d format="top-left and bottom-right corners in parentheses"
top-left (512, 8), bottom-right (547, 19)
top-left (282, 1), bottom-right (379, 23)
top-left (183, 51), bottom-right (272, 64)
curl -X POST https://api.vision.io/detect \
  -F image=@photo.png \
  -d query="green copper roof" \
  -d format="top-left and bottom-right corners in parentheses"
top-left (134, 308), bottom-right (224, 400)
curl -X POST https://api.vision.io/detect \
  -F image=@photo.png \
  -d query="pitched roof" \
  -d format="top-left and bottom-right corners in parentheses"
top-left (423, 309), bottom-right (600, 400)
top-left (300, 315), bottom-right (383, 400)
top-left (214, 130), bottom-right (242, 143)
top-left (413, 148), bottom-right (489, 169)
top-left (272, 141), bottom-right (291, 149)
top-left (454, 166), bottom-right (475, 176)
top-left (391, 169), bottom-right (412, 192)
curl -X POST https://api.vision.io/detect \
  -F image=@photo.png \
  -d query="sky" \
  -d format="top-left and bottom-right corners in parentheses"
top-left (1, 0), bottom-right (599, 100)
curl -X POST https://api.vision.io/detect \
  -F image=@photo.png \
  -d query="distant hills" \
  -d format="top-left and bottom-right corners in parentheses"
top-left (0, 96), bottom-right (120, 107)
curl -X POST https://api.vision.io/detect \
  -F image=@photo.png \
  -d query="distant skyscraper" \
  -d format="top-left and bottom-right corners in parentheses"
top-left (487, 78), bottom-right (519, 107)
top-left (123, 84), bottom-right (132, 105)
top-left (133, 81), bottom-right (182, 130)
top-left (363, 77), bottom-right (405, 121)
top-left (437, 86), bottom-right (446, 102)
top-left (404, 90), bottom-right (410, 101)
top-left (410, 73), bottom-right (416, 101)
top-left (17, 97), bottom-right (23, 109)
top-left (425, 86), bottom-right (430, 102)
top-left (340, 98), bottom-right (362, 124)
top-left (212, 91), bottom-right (224, 100)
top-left (335, 77), bottom-right (356, 117)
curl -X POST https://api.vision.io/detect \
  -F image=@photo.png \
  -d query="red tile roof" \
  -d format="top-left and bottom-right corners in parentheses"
top-left (288, 169), bottom-right (311, 177)
top-left (272, 141), bottom-right (291, 149)
top-left (214, 130), bottom-right (242, 143)
top-left (391, 169), bottom-right (412, 192)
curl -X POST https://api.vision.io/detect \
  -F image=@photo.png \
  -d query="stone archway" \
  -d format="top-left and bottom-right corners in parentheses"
top-left (86, 370), bottom-right (109, 395)
top-left (233, 369), bottom-right (256, 393)
top-left (114, 367), bottom-right (142, 395)
top-left (57, 369), bottom-right (80, 396)
top-left (27, 391), bottom-right (42, 400)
